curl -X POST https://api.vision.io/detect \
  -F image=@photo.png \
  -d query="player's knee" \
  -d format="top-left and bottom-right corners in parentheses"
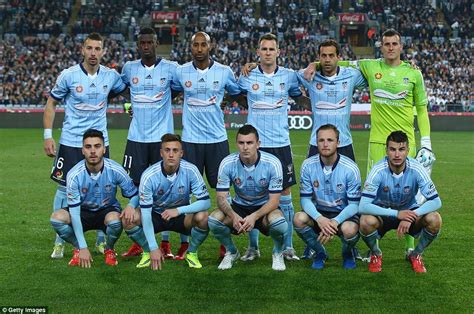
top-left (423, 211), bottom-right (442, 232)
top-left (210, 209), bottom-right (225, 221)
top-left (359, 215), bottom-right (378, 234)
top-left (50, 209), bottom-right (69, 222)
top-left (121, 218), bottom-right (138, 231)
top-left (341, 221), bottom-right (358, 238)
top-left (293, 211), bottom-right (309, 228)
top-left (267, 209), bottom-right (284, 222)
top-left (104, 211), bottom-right (121, 224)
top-left (193, 211), bottom-right (209, 230)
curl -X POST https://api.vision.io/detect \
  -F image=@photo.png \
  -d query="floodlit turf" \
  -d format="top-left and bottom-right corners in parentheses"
top-left (0, 129), bottom-right (473, 312)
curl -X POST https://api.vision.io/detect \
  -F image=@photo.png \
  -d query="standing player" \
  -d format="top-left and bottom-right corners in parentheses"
top-left (119, 27), bottom-right (189, 260)
top-left (304, 29), bottom-right (435, 255)
top-left (238, 33), bottom-right (310, 261)
top-left (208, 125), bottom-right (288, 271)
top-left (43, 33), bottom-right (127, 258)
top-left (121, 134), bottom-right (211, 270)
top-left (359, 131), bottom-right (442, 273)
top-left (294, 124), bottom-right (362, 269)
top-left (50, 129), bottom-right (138, 267)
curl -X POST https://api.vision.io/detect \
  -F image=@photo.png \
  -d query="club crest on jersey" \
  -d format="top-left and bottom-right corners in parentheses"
top-left (132, 77), bottom-right (139, 84)
top-left (160, 77), bottom-right (167, 86)
top-left (383, 186), bottom-right (390, 192)
top-left (140, 193), bottom-right (145, 201)
top-left (103, 85), bottom-right (108, 91)
top-left (234, 178), bottom-right (241, 186)
top-left (81, 188), bottom-right (88, 194)
top-left (313, 180), bottom-right (319, 188)
top-left (403, 186), bottom-right (411, 194)
top-left (280, 83), bottom-right (285, 90)
top-left (336, 183), bottom-right (344, 193)
top-left (375, 73), bottom-right (383, 79)
top-left (185, 80), bottom-right (192, 88)
top-left (252, 83), bottom-right (259, 90)
top-left (105, 185), bottom-right (112, 192)
top-left (158, 189), bottom-right (164, 195)
top-left (259, 178), bottom-right (268, 187)
top-left (342, 82), bottom-right (348, 90)
top-left (178, 186), bottom-right (185, 194)
top-left (316, 82), bottom-right (323, 90)
top-left (403, 77), bottom-right (409, 84)
top-left (76, 85), bottom-right (83, 93)
top-left (213, 81), bottom-right (219, 90)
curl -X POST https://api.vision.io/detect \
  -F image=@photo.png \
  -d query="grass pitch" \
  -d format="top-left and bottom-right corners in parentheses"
top-left (0, 129), bottom-right (473, 313)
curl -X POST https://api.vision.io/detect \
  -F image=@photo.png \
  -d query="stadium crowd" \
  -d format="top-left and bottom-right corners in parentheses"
top-left (1, 0), bottom-right (472, 111)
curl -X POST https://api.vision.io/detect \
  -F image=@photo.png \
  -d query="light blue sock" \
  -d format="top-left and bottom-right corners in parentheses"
top-left (96, 229), bottom-right (105, 245)
top-left (208, 216), bottom-right (237, 254)
top-left (248, 229), bottom-right (259, 249)
top-left (413, 228), bottom-right (439, 255)
top-left (360, 230), bottom-right (382, 256)
top-left (161, 231), bottom-right (170, 242)
top-left (294, 226), bottom-right (326, 255)
top-left (188, 227), bottom-right (209, 253)
top-left (50, 218), bottom-right (78, 248)
top-left (180, 233), bottom-right (189, 244)
top-left (342, 233), bottom-right (360, 257)
top-left (126, 226), bottom-right (150, 252)
top-left (105, 220), bottom-right (122, 250)
top-left (269, 216), bottom-right (288, 253)
top-left (280, 194), bottom-right (294, 249)
top-left (53, 186), bottom-right (67, 245)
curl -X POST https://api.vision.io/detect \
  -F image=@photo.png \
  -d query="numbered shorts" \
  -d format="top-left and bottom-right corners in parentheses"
top-left (123, 140), bottom-right (162, 186)
top-left (150, 211), bottom-right (190, 235)
top-left (182, 140), bottom-right (229, 188)
top-left (50, 144), bottom-right (110, 186)
top-left (230, 203), bottom-right (271, 236)
top-left (260, 145), bottom-right (296, 189)
top-left (65, 206), bottom-right (120, 232)
top-left (310, 210), bottom-right (359, 236)
top-left (307, 144), bottom-right (356, 162)
top-left (367, 142), bottom-right (416, 176)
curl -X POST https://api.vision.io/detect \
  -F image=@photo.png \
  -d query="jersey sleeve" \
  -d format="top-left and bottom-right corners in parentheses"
top-left (216, 160), bottom-right (231, 192)
top-left (121, 62), bottom-right (131, 86)
top-left (170, 66), bottom-right (183, 91)
top-left (413, 70), bottom-right (430, 138)
top-left (296, 69), bottom-right (311, 89)
top-left (190, 167), bottom-right (210, 201)
top-left (346, 166), bottom-right (362, 202)
top-left (225, 67), bottom-right (241, 96)
top-left (111, 70), bottom-right (127, 94)
top-left (238, 74), bottom-right (249, 94)
top-left (350, 68), bottom-right (367, 89)
top-left (66, 175), bottom-right (82, 208)
top-left (288, 70), bottom-right (303, 97)
top-left (139, 175), bottom-right (154, 209)
top-left (50, 70), bottom-right (69, 101)
top-left (299, 160), bottom-right (314, 198)
top-left (415, 166), bottom-right (439, 200)
top-left (361, 169), bottom-right (382, 199)
top-left (269, 160), bottom-right (283, 193)
top-left (114, 164), bottom-right (138, 199)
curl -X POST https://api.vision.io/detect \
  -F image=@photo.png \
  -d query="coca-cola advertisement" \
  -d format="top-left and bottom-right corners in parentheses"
top-left (337, 13), bottom-right (366, 24)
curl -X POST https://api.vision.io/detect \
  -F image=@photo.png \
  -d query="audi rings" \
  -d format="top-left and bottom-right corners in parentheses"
top-left (288, 115), bottom-right (312, 130)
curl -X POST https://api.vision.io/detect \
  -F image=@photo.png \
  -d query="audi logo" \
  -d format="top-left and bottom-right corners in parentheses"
top-left (288, 115), bottom-right (312, 130)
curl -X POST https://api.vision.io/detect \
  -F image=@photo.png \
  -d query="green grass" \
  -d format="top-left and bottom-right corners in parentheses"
top-left (0, 129), bottom-right (473, 313)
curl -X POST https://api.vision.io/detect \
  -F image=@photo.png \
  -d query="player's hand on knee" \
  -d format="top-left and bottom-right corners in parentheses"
top-left (397, 210), bottom-right (417, 223)
top-left (232, 215), bottom-right (244, 234)
top-left (44, 138), bottom-right (56, 157)
top-left (120, 206), bottom-right (135, 225)
top-left (317, 216), bottom-right (338, 236)
top-left (150, 249), bottom-right (164, 271)
top-left (317, 232), bottom-right (333, 245)
top-left (79, 248), bottom-right (93, 268)
top-left (397, 221), bottom-right (412, 238)
top-left (161, 209), bottom-right (178, 221)
top-left (240, 214), bottom-right (256, 233)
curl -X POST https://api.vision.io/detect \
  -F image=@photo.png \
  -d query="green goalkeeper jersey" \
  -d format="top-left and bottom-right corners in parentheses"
top-left (341, 59), bottom-right (430, 146)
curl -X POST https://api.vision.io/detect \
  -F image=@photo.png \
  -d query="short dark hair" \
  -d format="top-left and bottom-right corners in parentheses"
top-left (83, 128), bottom-right (104, 142)
top-left (237, 124), bottom-right (259, 141)
top-left (191, 31), bottom-right (211, 44)
top-left (161, 133), bottom-right (182, 143)
top-left (138, 27), bottom-right (157, 40)
top-left (318, 39), bottom-right (340, 55)
top-left (84, 33), bottom-right (103, 45)
top-left (386, 130), bottom-right (409, 146)
top-left (316, 124), bottom-right (340, 140)
top-left (382, 29), bottom-right (401, 41)
top-left (259, 33), bottom-right (278, 48)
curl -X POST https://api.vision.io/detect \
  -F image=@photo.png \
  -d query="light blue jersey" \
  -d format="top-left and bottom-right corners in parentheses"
top-left (66, 158), bottom-right (138, 249)
top-left (121, 58), bottom-right (178, 142)
top-left (297, 67), bottom-right (366, 147)
top-left (239, 66), bottom-right (302, 147)
top-left (139, 160), bottom-right (210, 214)
top-left (51, 64), bottom-right (126, 147)
top-left (172, 60), bottom-right (241, 143)
top-left (300, 154), bottom-right (361, 213)
top-left (216, 151), bottom-right (283, 207)
top-left (362, 157), bottom-right (439, 211)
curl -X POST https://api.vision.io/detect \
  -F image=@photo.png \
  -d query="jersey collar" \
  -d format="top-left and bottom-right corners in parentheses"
top-left (239, 150), bottom-right (261, 168)
top-left (258, 65), bottom-right (279, 74)
top-left (192, 58), bottom-right (214, 70)
top-left (161, 161), bottom-right (180, 177)
top-left (85, 159), bottom-right (105, 176)
top-left (140, 58), bottom-right (162, 68)
top-left (319, 153), bottom-right (340, 171)
top-left (80, 63), bottom-right (100, 76)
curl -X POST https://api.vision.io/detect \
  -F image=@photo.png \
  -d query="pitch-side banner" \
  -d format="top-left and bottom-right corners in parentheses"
top-left (224, 112), bottom-right (313, 130)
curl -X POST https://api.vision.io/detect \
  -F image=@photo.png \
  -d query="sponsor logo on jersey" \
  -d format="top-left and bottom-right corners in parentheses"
top-left (316, 82), bottom-right (323, 90)
top-left (383, 186), bottom-right (389, 192)
top-left (280, 82), bottom-right (285, 90)
top-left (375, 73), bottom-right (382, 79)
top-left (313, 180), bottom-right (319, 188)
top-left (132, 77), bottom-right (139, 84)
top-left (55, 170), bottom-right (63, 179)
top-left (185, 80), bottom-right (192, 88)
top-left (403, 186), bottom-right (411, 194)
top-left (160, 77), bottom-right (167, 86)
top-left (252, 83), bottom-right (259, 90)
top-left (81, 188), bottom-right (88, 194)
top-left (178, 186), bottom-right (185, 194)
top-left (198, 78), bottom-right (205, 83)
top-left (234, 177), bottom-right (241, 186)
top-left (76, 85), bottom-right (83, 93)
top-left (265, 81), bottom-right (272, 86)
top-left (259, 178), bottom-right (267, 187)
top-left (146, 74), bottom-right (152, 79)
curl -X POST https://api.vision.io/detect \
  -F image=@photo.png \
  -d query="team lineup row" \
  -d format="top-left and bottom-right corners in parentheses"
top-left (43, 27), bottom-right (437, 272)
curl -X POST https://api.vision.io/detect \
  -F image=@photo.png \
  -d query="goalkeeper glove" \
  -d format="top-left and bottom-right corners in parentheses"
top-left (416, 147), bottom-right (436, 175)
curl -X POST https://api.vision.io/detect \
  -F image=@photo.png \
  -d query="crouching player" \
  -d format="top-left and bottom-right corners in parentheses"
top-left (294, 124), bottom-right (362, 269)
top-left (121, 134), bottom-right (210, 270)
top-left (359, 131), bottom-right (442, 273)
top-left (50, 129), bottom-right (139, 267)
top-left (208, 125), bottom-right (288, 271)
